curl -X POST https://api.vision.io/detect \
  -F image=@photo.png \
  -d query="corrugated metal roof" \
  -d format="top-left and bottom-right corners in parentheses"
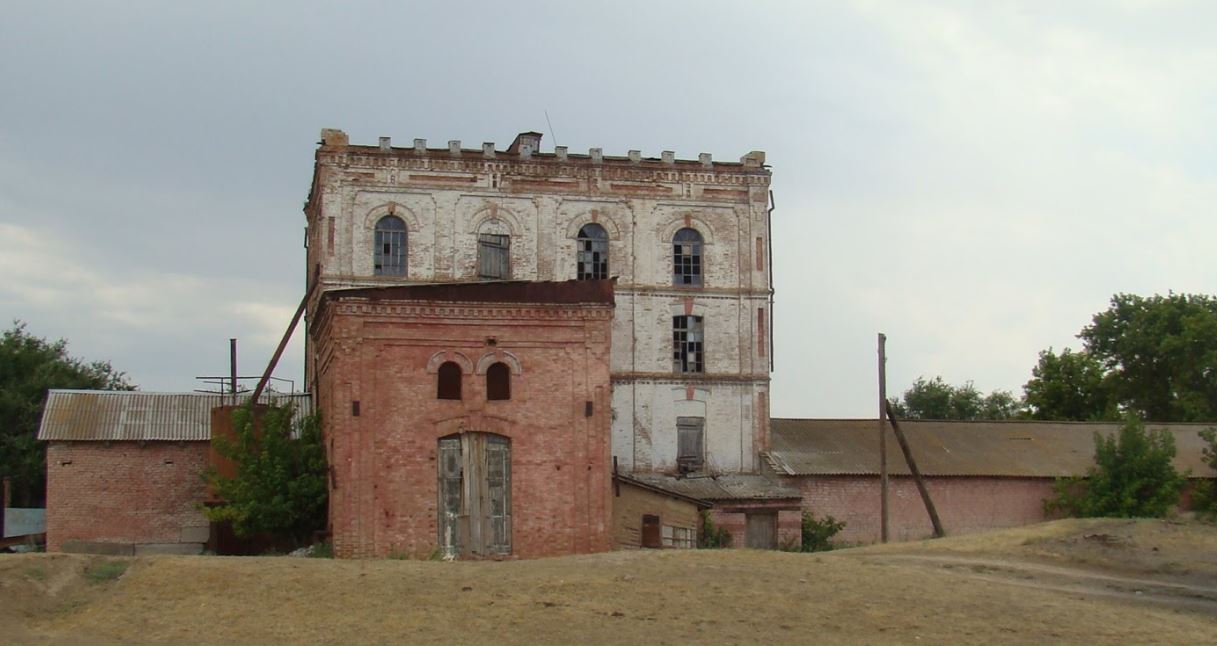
top-left (627, 473), bottom-right (801, 501)
top-left (766, 418), bottom-right (1216, 478)
top-left (37, 390), bottom-right (313, 442)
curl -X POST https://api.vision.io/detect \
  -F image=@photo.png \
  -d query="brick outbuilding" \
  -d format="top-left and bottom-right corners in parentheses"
top-left (311, 280), bottom-right (615, 559)
top-left (37, 390), bottom-right (311, 554)
top-left (766, 418), bottom-right (1217, 544)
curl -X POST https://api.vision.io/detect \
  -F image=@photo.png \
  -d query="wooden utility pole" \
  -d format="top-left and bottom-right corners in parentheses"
top-left (884, 400), bottom-right (945, 538)
top-left (878, 333), bottom-right (889, 543)
top-left (229, 338), bottom-right (238, 406)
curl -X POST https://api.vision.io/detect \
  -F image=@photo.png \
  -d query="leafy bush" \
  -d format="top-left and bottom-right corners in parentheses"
top-left (698, 510), bottom-right (732, 548)
top-left (1193, 428), bottom-right (1217, 519)
top-left (308, 541), bottom-right (334, 558)
top-left (798, 512), bottom-right (845, 552)
top-left (1045, 417), bottom-right (1186, 518)
top-left (202, 405), bottom-right (327, 544)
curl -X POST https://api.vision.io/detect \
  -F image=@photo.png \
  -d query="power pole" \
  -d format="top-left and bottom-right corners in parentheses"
top-left (878, 333), bottom-right (889, 543)
top-left (230, 338), bottom-right (238, 406)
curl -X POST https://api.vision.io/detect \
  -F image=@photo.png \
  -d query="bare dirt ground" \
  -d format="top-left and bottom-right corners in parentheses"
top-left (2, 518), bottom-right (1215, 645)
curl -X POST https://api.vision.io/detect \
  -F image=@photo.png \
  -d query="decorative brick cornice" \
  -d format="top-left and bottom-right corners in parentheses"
top-left (334, 301), bottom-right (614, 321)
top-left (612, 373), bottom-right (771, 385)
top-left (317, 150), bottom-right (770, 188)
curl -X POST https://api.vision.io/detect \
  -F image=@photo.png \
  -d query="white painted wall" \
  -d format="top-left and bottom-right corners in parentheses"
top-left (307, 132), bottom-right (772, 474)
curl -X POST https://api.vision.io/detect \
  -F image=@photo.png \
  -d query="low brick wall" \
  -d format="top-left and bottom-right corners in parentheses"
top-left (46, 442), bottom-right (210, 553)
top-left (709, 502), bottom-right (801, 549)
top-left (793, 475), bottom-right (1055, 545)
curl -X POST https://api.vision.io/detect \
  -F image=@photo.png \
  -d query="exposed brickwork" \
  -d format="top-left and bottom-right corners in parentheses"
top-left (709, 502), bottom-right (801, 549)
top-left (45, 442), bottom-right (210, 551)
top-left (315, 286), bottom-right (614, 559)
top-left (794, 475), bottom-right (1055, 545)
top-left (304, 131), bottom-right (774, 478)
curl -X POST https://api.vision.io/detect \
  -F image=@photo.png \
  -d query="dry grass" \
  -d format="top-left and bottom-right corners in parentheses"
top-left (2, 518), bottom-right (1215, 645)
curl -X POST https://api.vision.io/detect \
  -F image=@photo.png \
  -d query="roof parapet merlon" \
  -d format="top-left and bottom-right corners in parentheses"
top-left (317, 129), bottom-right (765, 170)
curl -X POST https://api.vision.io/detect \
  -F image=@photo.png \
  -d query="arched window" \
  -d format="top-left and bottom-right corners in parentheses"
top-left (576, 223), bottom-right (608, 280)
top-left (486, 362), bottom-right (511, 401)
top-left (437, 361), bottom-right (462, 400)
top-left (374, 215), bottom-right (407, 276)
top-left (672, 228), bottom-right (703, 286)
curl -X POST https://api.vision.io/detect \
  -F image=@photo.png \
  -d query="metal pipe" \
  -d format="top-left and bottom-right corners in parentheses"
top-left (767, 189), bottom-right (775, 371)
top-left (252, 266), bottom-right (320, 405)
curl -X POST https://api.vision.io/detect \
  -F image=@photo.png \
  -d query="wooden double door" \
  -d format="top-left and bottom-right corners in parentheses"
top-left (438, 433), bottom-right (511, 558)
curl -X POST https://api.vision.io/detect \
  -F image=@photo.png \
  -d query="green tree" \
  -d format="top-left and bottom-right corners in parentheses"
top-left (889, 376), bottom-right (1023, 420)
top-left (1045, 417), bottom-right (1186, 518)
top-left (0, 322), bottom-right (133, 506)
top-left (202, 404), bottom-right (327, 544)
top-left (1193, 428), bottom-right (1217, 519)
top-left (1024, 348), bottom-right (1116, 421)
top-left (1081, 293), bottom-right (1217, 422)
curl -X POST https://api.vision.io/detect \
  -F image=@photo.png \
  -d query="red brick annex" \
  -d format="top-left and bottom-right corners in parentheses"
top-left (312, 280), bottom-right (615, 559)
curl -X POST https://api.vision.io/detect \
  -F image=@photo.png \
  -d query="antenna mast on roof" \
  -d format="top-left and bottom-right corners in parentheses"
top-left (544, 110), bottom-right (558, 148)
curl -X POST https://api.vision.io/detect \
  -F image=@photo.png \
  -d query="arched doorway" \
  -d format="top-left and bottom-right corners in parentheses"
top-left (438, 433), bottom-right (511, 558)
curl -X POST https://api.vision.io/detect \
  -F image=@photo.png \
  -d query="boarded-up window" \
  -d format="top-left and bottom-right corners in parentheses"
top-left (486, 362), bottom-right (511, 401)
top-left (641, 514), bottom-right (661, 548)
top-left (478, 233), bottom-right (510, 279)
top-left (672, 227), bottom-right (703, 286)
top-left (673, 315), bottom-right (704, 373)
top-left (437, 362), bottom-right (462, 400)
top-left (677, 416), bottom-right (704, 471)
top-left (577, 223), bottom-right (609, 280)
top-left (374, 215), bottom-right (407, 276)
top-left (745, 512), bottom-right (777, 549)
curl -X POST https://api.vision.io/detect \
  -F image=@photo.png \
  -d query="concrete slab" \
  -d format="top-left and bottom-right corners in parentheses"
top-left (61, 540), bottom-right (134, 556)
top-left (134, 542), bottom-right (204, 556)
top-left (180, 525), bottom-right (210, 543)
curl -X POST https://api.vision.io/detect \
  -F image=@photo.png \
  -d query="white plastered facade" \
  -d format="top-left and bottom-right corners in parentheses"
top-left (305, 131), bottom-right (773, 475)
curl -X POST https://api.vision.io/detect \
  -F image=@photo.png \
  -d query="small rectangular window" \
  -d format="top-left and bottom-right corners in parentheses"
top-left (672, 315), bottom-right (704, 373)
top-left (677, 416), bottom-right (704, 470)
top-left (756, 237), bottom-right (764, 271)
top-left (478, 234), bottom-right (510, 279)
top-left (662, 525), bottom-right (694, 549)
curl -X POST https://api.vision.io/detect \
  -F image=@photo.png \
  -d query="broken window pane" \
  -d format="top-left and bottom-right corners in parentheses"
top-left (576, 223), bottom-right (609, 280)
top-left (672, 315), bottom-right (704, 373)
top-left (672, 228), bottom-right (703, 286)
top-left (374, 215), bottom-right (407, 276)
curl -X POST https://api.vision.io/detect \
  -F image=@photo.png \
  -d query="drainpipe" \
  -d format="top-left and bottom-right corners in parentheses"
top-left (767, 189), bottom-right (775, 372)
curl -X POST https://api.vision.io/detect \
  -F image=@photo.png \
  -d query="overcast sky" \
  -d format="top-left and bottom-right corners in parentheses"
top-left (2, 1), bottom-right (1214, 417)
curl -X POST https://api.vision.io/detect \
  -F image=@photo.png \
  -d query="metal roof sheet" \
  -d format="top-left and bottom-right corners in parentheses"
top-left (766, 418), bottom-right (1215, 478)
top-left (37, 390), bottom-right (313, 442)
top-left (627, 473), bottom-right (801, 501)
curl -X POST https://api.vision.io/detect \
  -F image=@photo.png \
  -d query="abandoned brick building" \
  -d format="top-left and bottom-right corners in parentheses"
top-left (304, 129), bottom-right (794, 556)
